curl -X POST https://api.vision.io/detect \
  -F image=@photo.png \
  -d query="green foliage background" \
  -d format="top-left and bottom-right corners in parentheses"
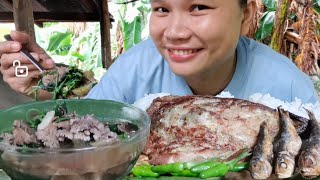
top-left (34, 22), bottom-right (105, 80)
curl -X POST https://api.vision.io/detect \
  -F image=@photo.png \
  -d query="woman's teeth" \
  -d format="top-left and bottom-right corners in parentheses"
top-left (171, 49), bottom-right (197, 55)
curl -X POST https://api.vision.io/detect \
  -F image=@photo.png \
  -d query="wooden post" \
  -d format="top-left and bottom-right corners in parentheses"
top-left (12, 0), bottom-right (36, 42)
top-left (100, 0), bottom-right (112, 69)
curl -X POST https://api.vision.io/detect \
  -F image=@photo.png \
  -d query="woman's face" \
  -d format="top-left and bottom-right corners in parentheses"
top-left (150, 0), bottom-right (250, 79)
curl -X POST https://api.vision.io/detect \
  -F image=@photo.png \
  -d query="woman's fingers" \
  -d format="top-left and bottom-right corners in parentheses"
top-left (1, 52), bottom-right (35, 70)
top-left (2, 64), bottom-right (42, 78)
top-left (0, 31), bottom-right (56, 96)
top-left (1, 31), bottom-right (55, 70)
top-left (3, 70), bottom-right (40, 94)
top-left (0, 51), bottom-right (54, 70)
top-left (10, 30), bottom-right (38, 51)
top-left (10, 30), bottom-right (31, 44)
top-left (0, 41), bottom-right (22, 57)
top-left (10, 30), bottom-right (46, 54)
top-left (39, 58), bottom-right (55, 70)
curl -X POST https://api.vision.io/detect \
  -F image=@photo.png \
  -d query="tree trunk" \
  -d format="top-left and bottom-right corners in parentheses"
top-left (269, 0), bottom-right (292, 53)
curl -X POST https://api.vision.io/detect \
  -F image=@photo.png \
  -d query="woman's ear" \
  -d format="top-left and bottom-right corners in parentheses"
top-left (240, 0), bottom-right (257, 36)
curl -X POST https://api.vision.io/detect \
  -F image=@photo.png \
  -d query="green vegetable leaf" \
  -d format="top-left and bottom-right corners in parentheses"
top-left (71, 52), bottom-right (85, 62)
top-left (262, 0), bottom-right (278, 11)
top-left (25, 109), bottom-right (45, 129)
top-left (255, 11), bottom-right (275, 40)
top-left (55, 101), bottom-right (68, 117)
top-left (54, 45), bottom-right (72, 56)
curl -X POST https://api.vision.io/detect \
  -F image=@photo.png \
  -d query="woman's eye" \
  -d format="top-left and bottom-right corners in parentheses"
top-left (192, 5), bottom-right (209, 11)
top-left (153, 7), bottom-right (169, 13)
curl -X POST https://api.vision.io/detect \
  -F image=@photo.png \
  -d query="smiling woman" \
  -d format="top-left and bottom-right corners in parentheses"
top-left (149, 0), bottom-right (256, 95)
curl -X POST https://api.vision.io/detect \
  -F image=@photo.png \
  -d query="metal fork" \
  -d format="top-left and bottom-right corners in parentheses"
top-left (4, 34), bottom-right (44, 72)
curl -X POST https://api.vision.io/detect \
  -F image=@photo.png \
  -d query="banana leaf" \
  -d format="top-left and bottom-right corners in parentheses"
top-left (255, 11), bottom-right (275, 40)
top-left (47, 32), bottom-right (72, 56)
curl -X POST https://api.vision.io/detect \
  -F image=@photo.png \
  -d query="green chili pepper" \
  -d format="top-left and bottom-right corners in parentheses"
top-left (151, 162), bottom-right (184, 174)
top-left (226, 148), bottom-right (251, 169)
top-left (191, 161), bottom-right (223, 173)
top-left (131, 164), bottom-right (159, 177)
top-left (183, 157), bottom-right (219, 170)
top-left (230, 162), bottom-right (249, 172)
top-left (171, 169), bottom-right (199, 177)
top-left (183, 161), bottom-right (203, 170)
top-left (199, 163), bottom-right (229, 179)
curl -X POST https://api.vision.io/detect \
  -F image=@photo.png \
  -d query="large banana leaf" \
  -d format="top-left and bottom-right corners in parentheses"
top-left (255, 11), bottom-right (275, 40)
top-left (47, 32), bottom-right (72, 56)
top-left (121, 16), bottom-right (142, 51)
top-left (117, 1), bottom-right (148, 51)
top-left (66, 23), bottom-right (102, 69)
top-left (262, 0), bottom-right (278, 11)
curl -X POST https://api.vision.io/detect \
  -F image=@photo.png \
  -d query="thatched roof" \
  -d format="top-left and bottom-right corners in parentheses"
top-left (0, 0), bottom-right (114, 24)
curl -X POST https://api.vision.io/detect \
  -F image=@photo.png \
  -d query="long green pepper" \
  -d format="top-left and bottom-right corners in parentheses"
top-left (151, 162), bottom-right (184, 174)
top-left (171, 169), bottom-right (199, 177)
top-left (131, 148), bottom-right (250, 178)
top-left (131, 164), bottom-right (159, 177)
top-left (199, 163), bottom-right (229, 179)
top-left (191, 161), bottom-right (223, 173)
top-left (226, 148), bottom-right (251, 169)
top-left (230, 162), bottom-right (249, 172)
top-left (183, 161), bottom-right (204, 170)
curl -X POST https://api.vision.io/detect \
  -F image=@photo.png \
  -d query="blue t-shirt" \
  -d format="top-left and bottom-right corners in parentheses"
top-left (86, 36), bottom-right (319, 104)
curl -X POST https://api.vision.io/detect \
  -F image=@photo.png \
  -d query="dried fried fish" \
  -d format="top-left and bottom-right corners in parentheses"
top-left (274, 107), bottom-right (302, 179)
top-left (298, 109), bottom-right (320, 179)
top-left (144, 95), bottom-right (309, 165)
top-left (249, 121), bottom-right (274, 179)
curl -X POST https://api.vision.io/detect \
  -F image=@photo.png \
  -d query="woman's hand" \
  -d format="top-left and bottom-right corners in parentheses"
top-left (0, 30), bottom-right (55, 98)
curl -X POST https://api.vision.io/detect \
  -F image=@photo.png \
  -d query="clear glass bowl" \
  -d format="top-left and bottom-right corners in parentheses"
top-left (0, 99), bottom-right (150, 180)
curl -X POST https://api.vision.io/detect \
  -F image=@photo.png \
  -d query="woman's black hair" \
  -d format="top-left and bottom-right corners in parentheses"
top-left (240, 0), bottom-right (247, 8)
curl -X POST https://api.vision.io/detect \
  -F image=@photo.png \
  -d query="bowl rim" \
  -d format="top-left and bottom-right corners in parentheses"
top-left (0, 99), bottom-right (150, 153)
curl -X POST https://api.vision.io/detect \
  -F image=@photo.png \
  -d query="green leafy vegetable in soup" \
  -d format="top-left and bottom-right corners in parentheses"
top-left (0, 103), bottom-right (138, 149)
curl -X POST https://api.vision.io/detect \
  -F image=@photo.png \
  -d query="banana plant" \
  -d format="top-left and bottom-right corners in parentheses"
top-left (46, 32), bottom-right (72, 56)
top-left (116, 0), bottom-right (151, 51)
top-left (256, 0), bottom-right (320, 41)
top-left (34, 22), bottom-right (104, 79)
top-left (255, 0), bottom-right (278, 40)
top-left (67, 23), bottom-right (102, 70)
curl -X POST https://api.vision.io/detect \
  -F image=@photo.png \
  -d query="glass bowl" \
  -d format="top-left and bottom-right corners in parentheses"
top-left (0, 99), bottom-right (150, 180)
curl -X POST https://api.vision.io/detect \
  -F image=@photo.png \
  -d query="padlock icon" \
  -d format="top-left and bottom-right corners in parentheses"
top-left (13, 60), bottom-right (28, 77)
